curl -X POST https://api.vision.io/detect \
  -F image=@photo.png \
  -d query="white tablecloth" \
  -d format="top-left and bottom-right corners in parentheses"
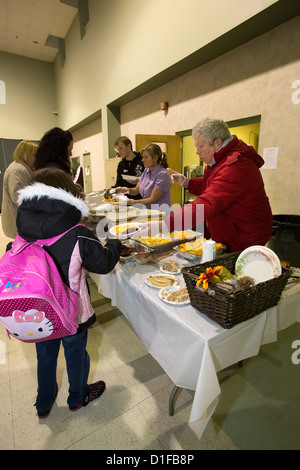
top-left (89, 254), bottom-right (300, 439)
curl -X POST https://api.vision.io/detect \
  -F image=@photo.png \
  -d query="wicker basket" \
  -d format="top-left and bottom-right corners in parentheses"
top-left (181, 252), bottom-right (291, 329)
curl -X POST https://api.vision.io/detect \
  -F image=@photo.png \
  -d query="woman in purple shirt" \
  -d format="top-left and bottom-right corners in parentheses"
top-left (115, 143), bottom-right (172, 209)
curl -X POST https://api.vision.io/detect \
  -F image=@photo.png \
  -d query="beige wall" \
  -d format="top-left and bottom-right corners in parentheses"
top-left (0, 52), bottom-right (57, 139)
top-left (119, 17), bottom-right (300, 216)
top-left (1, 0), bottom-right (298, 216)
top-left (54, 0), bottom-right (278, 132)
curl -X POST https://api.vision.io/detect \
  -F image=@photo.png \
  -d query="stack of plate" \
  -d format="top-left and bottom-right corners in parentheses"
top-left (235, 245), bottom-right (282, 284)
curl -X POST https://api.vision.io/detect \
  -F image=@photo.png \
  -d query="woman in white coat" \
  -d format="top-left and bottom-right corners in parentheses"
top-left (1, 140), bottom-right (37, 239)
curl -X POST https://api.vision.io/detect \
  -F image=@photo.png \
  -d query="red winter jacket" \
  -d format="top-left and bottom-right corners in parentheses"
top-left (165, 136), bottom-right (273, 252)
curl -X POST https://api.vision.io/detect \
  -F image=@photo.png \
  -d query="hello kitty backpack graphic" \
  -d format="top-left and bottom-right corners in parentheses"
top-left (0, 226), bottom-right (81, 343)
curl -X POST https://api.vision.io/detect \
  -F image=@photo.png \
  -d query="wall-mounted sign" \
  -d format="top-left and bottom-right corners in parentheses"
top-left (262, 147), bottom-right (279, 170)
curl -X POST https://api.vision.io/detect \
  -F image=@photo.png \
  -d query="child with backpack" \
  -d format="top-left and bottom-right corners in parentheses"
top-left (12, 167), bottom-right (122, 418)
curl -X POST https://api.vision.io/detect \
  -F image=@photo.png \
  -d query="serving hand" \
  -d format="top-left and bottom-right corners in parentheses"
top-left (167, 168), bottom-right (189, 188)
top-left (114, 187), bottom-right (129, 194)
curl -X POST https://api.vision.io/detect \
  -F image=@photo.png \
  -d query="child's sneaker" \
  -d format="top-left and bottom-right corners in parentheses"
top-left (69, 380), bottom-right (106, 411)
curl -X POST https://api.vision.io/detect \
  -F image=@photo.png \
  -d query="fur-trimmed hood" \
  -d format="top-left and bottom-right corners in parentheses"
top-left (18, 182), bottom-right (89, 218)
top-left (16, 182), bottom-right (89, 241)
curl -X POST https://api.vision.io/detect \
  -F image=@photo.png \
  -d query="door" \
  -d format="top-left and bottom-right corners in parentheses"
top-left (71, 156), bottom-right (80, 178)
top-left (135, 134), bottom-right (181, 205)
top-left (83, 153), bottom-right (93, 193)
top-left (182, 134), bottom-right (204, 204)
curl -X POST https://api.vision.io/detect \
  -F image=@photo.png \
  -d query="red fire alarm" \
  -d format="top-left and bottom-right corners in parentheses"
top-left (160, 102), bottom-right (168, 111)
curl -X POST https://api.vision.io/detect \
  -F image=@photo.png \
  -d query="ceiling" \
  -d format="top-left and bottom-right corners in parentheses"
top-left (0, 0), bottom-right (78, 62)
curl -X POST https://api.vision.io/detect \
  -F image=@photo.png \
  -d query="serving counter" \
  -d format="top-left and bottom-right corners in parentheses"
top-left (89, 253), bottom-right (300, 439)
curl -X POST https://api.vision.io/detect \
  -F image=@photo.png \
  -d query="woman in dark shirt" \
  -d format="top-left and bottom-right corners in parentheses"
top-left (35, 127), bottom-right (73, 175)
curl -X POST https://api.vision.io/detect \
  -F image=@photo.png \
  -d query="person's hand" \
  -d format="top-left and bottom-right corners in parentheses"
top-left (167, 168), bottom-right (189, 188)
top-left (126, 198), bottom-right (135, 205)
top-left (137, 220), bottom-right (169, 238)
top-left (128, 176), bottom-right (140, 185)
top-left (114, 186), bottom-right (129, 194)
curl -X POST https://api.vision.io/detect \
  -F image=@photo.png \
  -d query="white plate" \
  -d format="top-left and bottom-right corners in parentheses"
top-left (159, 286), bottom-right (190, 305)
top-left (160, 264), bottom-right (181, 275)
top-left (109, 223), bottom-right (141, 239)
top-left (235, 245), bottom-right (282, 284)
top-left (145, 274), bottom-right (179, 289)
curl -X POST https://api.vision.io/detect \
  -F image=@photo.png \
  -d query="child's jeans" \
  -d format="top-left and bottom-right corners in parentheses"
top-left (35, 328), bottom-right (90, 411)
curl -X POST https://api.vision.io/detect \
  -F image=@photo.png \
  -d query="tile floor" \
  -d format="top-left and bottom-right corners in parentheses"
top-left (0, 218), bottom-right (299, 450)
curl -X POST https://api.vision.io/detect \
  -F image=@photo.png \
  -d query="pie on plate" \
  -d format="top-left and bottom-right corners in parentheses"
top-left (160, 259), bottom-right (181, 274)
top-left (159, 286), bottom-right (190, 305)
top-left (145, 274), bottom-right (178, 288)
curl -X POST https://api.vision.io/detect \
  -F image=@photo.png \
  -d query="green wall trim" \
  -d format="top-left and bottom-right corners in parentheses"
top-left (226, 115), bottom-right (261, 128)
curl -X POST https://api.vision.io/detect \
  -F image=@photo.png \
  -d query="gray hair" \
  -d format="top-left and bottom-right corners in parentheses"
top-left (192, 118), bottom-right (231, 144)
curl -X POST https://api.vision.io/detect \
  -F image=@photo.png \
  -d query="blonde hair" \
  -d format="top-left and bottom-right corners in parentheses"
top-left (13, 140), bottom-right (38, 164)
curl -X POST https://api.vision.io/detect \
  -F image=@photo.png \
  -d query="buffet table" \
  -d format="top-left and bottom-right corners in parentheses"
top-left (89, 254), bottom-right (300, 439)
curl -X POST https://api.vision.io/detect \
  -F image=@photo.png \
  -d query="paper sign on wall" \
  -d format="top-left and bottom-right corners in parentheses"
top-left (261, 147), bottom-right (278, 169)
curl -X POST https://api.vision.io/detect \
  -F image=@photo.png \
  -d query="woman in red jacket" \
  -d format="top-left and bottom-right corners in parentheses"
top-left (166, 118), bottom-right (273, 252)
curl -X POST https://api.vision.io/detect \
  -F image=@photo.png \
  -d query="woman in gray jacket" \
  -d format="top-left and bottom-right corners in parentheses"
top-left (1, 140), bottom-right (37, 239)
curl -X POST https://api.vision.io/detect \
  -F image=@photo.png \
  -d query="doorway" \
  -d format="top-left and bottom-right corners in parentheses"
top-left (226, 115), bottom-right (261, 151)
top-left (135, 134), bottom-right (181, 205)
top-left (83, 153), bottom-right (93, 193)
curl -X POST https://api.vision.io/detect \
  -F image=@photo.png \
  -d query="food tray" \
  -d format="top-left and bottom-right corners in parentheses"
top-left (175, 244), bottom-right (225, 261)
top-left (133, 234), bottom-right (173, 248)
top-left (175, 248), bottom-right (201, 261)
top-left (181, 252), bottom-right (291, 329)
top-left (120, 239), bottom-right (152, 263)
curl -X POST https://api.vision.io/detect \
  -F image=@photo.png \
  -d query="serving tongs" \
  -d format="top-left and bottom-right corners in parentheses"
top-left (136, 236), bottom-right (196, 261)
top-left (103, 187), bottom-right (117, 199)
top-left (150, 236), bottom-right (196, 254)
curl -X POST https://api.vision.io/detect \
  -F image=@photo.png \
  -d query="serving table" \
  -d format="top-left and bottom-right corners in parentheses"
top-left (89, 253), bottom-right (300, 439)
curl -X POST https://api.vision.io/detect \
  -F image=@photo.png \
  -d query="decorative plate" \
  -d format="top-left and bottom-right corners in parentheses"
top-left (159, 285), bottom-right (190, 305)
top-left (235, 245), bottom-right (282, 284)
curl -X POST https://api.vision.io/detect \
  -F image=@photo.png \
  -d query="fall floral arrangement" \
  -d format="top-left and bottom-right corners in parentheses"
top-left (195, 265), bottom-right (255, 295)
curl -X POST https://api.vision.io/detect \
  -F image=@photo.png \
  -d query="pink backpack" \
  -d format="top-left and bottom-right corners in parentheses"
top-left (0, 225), bottom-right (82, 343)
